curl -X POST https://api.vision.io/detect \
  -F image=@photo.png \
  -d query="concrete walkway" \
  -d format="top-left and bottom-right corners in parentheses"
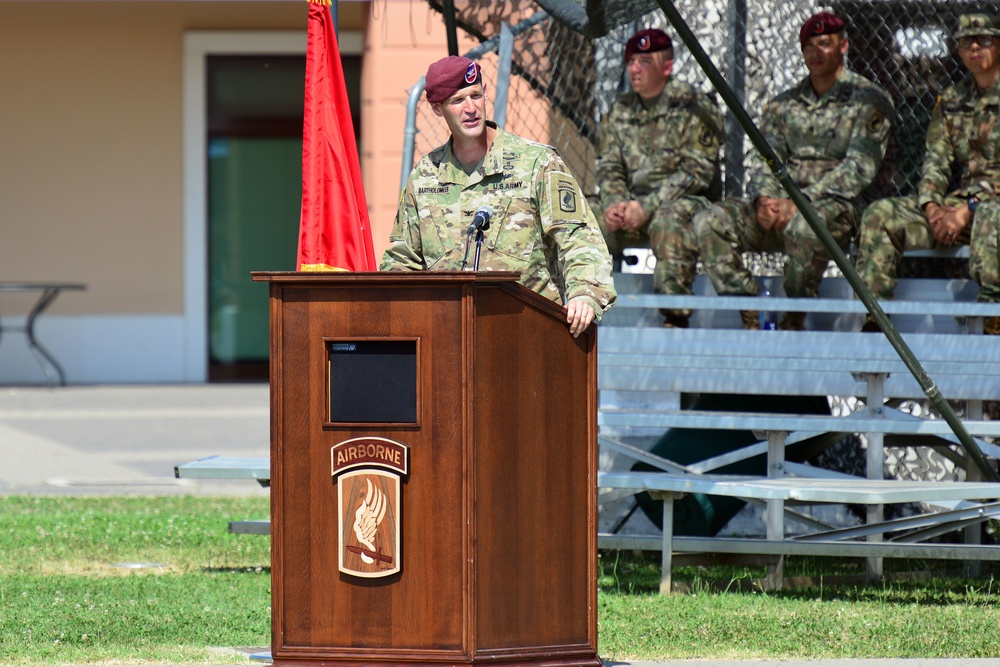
top-left (0, 384), bottom-right (270, 496)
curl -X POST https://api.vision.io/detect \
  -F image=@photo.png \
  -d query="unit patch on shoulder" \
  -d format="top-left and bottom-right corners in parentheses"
top-left (867, 109), bottom-right (886, 134)
top-left (699, 125), bottom-right (717, 148)
top-left (550, 172), bottom-right (579, 220)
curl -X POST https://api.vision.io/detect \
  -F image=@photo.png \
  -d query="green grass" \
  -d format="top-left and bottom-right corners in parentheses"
top-left (597, 550), bottom-right (1000, 660)
top-left (0, 496), bottom-right (271, 666)
top-left (3, 496), bottom-right (1000, 664)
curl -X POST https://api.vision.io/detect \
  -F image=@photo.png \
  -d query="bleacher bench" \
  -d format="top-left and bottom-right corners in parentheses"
top-left (596, 273), bottom-right (1000, 591)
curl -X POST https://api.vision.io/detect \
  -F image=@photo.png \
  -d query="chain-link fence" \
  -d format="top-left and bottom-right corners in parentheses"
top-left (407, 1), bottom-right (996, 501)
top-left (411, 0), bottom-right (984, 205)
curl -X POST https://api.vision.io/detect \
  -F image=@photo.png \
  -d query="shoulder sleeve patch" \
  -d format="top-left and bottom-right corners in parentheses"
top-left (699, 125), bottom-right (717, 148)
top-left (549, 171), bottom-right (581, 221)
top-left (867, 109), bottom-right (886, 134)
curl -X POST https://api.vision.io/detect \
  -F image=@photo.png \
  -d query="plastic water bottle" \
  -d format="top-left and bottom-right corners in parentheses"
top-left (759, 277), bottom-right (777, 331)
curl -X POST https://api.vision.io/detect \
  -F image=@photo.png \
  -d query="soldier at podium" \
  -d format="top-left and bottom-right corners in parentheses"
top-left (382, 55), bottom-right (617, 338)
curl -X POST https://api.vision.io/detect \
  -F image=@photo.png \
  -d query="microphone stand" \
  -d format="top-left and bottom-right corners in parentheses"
top-left (460, 209), bottom-right (491, 271)
top-left (472, 227), bottom-right (487, 271)
top-left (460, 227), bottom-right (476, 271)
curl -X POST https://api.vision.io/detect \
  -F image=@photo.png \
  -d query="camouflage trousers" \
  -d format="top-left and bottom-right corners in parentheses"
top-left (596, 195), bottom-right (711, 317)
top-left (857, 195), bottom-right (1000, 302)
top-left (693, 196), bottom-right (856, 298)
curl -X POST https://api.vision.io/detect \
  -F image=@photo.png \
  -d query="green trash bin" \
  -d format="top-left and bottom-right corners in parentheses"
top-left (631, 393), bottom-right (832, 536)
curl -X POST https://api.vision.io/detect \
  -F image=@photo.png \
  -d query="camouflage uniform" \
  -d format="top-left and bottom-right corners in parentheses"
top-left (382, 122), bottom-right (617, 318)
top-left (857, 76), bottom-right (1000, 304)
top-left (695, 69), bottom-right (893, 300)
top-left (595, 77), bottom-right (723, 313)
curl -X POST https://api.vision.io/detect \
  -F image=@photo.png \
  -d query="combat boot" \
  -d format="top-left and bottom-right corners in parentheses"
top-left (740, 310), bottom-right (759, 330)
top-left (661, 312), bottom-right (689, 329)
top-left (985, 316), bottom-right (1000, 335)
top-left (861, 314), bottom-right (883, 333)
top-left (779, 311), bottom-right (806, 331)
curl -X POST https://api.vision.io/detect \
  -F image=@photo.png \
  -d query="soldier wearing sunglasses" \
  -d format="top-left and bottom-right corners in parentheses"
top-left (857, 12), bottom-right (1000, 333)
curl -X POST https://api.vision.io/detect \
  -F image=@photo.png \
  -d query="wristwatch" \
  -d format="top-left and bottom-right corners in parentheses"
top-left (968, 196), bottom-right (980, 215)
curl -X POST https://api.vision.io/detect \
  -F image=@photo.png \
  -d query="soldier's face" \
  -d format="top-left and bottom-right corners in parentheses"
top-left (626, 52), bottom-right (673, 99)
top-left (432, 83), bottom-right (488, 143)
top-left (958, 36), bottom-right (1000, 78)
top-left (801, 33), bottom-right (847, 79)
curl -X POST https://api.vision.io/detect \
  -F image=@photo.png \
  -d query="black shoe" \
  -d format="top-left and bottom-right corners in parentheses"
top-left (778, 311), bottom-right (806, 331)
top-left (662, 312), bottom-right (690, 329)
top-left (861, 314), bottom-right (883, 333)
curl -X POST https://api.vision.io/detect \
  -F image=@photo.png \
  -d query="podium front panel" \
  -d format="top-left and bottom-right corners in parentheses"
top-left (258, 273), bottom-right (600, 667)
top-left (272, 283), bottom-right (467, 654)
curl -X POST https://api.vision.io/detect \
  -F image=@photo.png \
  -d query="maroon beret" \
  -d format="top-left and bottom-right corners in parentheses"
top-left (624, 28), bottom-right (672, 62)
top-left (424, 56), bottom-right (483, 104)
top-left (799, 12), bottom-right (845, 49)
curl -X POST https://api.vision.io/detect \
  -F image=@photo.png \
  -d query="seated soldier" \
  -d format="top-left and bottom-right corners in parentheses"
top-left (594, 28), bottom-right (723, 328)
top-left (856, 11), bottom-right (1000, 334)
top-left (694, 12), bottom-right (894, 330)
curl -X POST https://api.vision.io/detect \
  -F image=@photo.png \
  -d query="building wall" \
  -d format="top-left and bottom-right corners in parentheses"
top-left (0, 1), bottom-right (368, 384)
top-left (0, 1), bottom-right (335, 315)
top-left (0, 0), bottom-right (486, 384)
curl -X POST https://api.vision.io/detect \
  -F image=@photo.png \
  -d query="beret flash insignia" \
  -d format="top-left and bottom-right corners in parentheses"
top-left (464, 62), bottom-right (479, 84)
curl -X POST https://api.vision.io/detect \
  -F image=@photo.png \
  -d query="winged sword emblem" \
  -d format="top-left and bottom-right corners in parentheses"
top-left (352, 477), bottom-right (387, 564)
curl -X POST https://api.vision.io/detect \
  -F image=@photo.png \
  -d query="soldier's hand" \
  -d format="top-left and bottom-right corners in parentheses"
top-left (621, 201), bottom-right (649, 232)
top-left (932, 205), bottom-right (970, 245)
top-left (756, 198), bottom-right (780, 231)
top-left (923, 202), bottom-right (944, 227)
top-left (566, 298), bottom-right (596, 338)
top-left (771, 199), bottom-right (798, 231)
top-left (604, 203), bottom-right (626, 231)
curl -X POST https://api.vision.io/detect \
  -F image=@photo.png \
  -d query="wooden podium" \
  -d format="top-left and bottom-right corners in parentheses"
top-left (251, 271), bottom-right (600, 667)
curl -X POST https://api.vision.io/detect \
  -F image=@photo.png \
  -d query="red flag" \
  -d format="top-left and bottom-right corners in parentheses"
top-left (297, 0), bottom-right (376, 272)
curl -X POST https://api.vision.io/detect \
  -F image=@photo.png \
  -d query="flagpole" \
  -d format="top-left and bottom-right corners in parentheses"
top-left (330, 0), bottom-right (338, 35)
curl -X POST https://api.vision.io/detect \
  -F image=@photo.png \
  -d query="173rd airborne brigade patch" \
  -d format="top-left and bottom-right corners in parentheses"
top-left (550, 172), bottom-right (580, 221)
top-left (331, 437), bottom-right (409, 578)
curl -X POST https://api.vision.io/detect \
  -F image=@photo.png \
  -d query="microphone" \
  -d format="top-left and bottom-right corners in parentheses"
top-left (467, 205), bottom-right (493, 234)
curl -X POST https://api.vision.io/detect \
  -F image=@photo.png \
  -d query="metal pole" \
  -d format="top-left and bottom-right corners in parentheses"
top-left (494, 23), bottom-right (514, 129)
top-left (723, 0), bottom-right (747, 197)
top-left (400, 78), bottom-right (426, 193)
top-left (654, 0), bottom-right (999, 482)
top-left (442, 0), bottom-right (459, 56)
top-left (330, 0), bottom-right (338, 35)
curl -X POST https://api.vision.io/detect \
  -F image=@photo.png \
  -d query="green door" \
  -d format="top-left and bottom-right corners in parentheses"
top-left (208, 136), bottom-right (300, 367)
top-left (206, 55), bottom-right (304, 380)
top-left (206, 53), bottom-right (361, 380)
